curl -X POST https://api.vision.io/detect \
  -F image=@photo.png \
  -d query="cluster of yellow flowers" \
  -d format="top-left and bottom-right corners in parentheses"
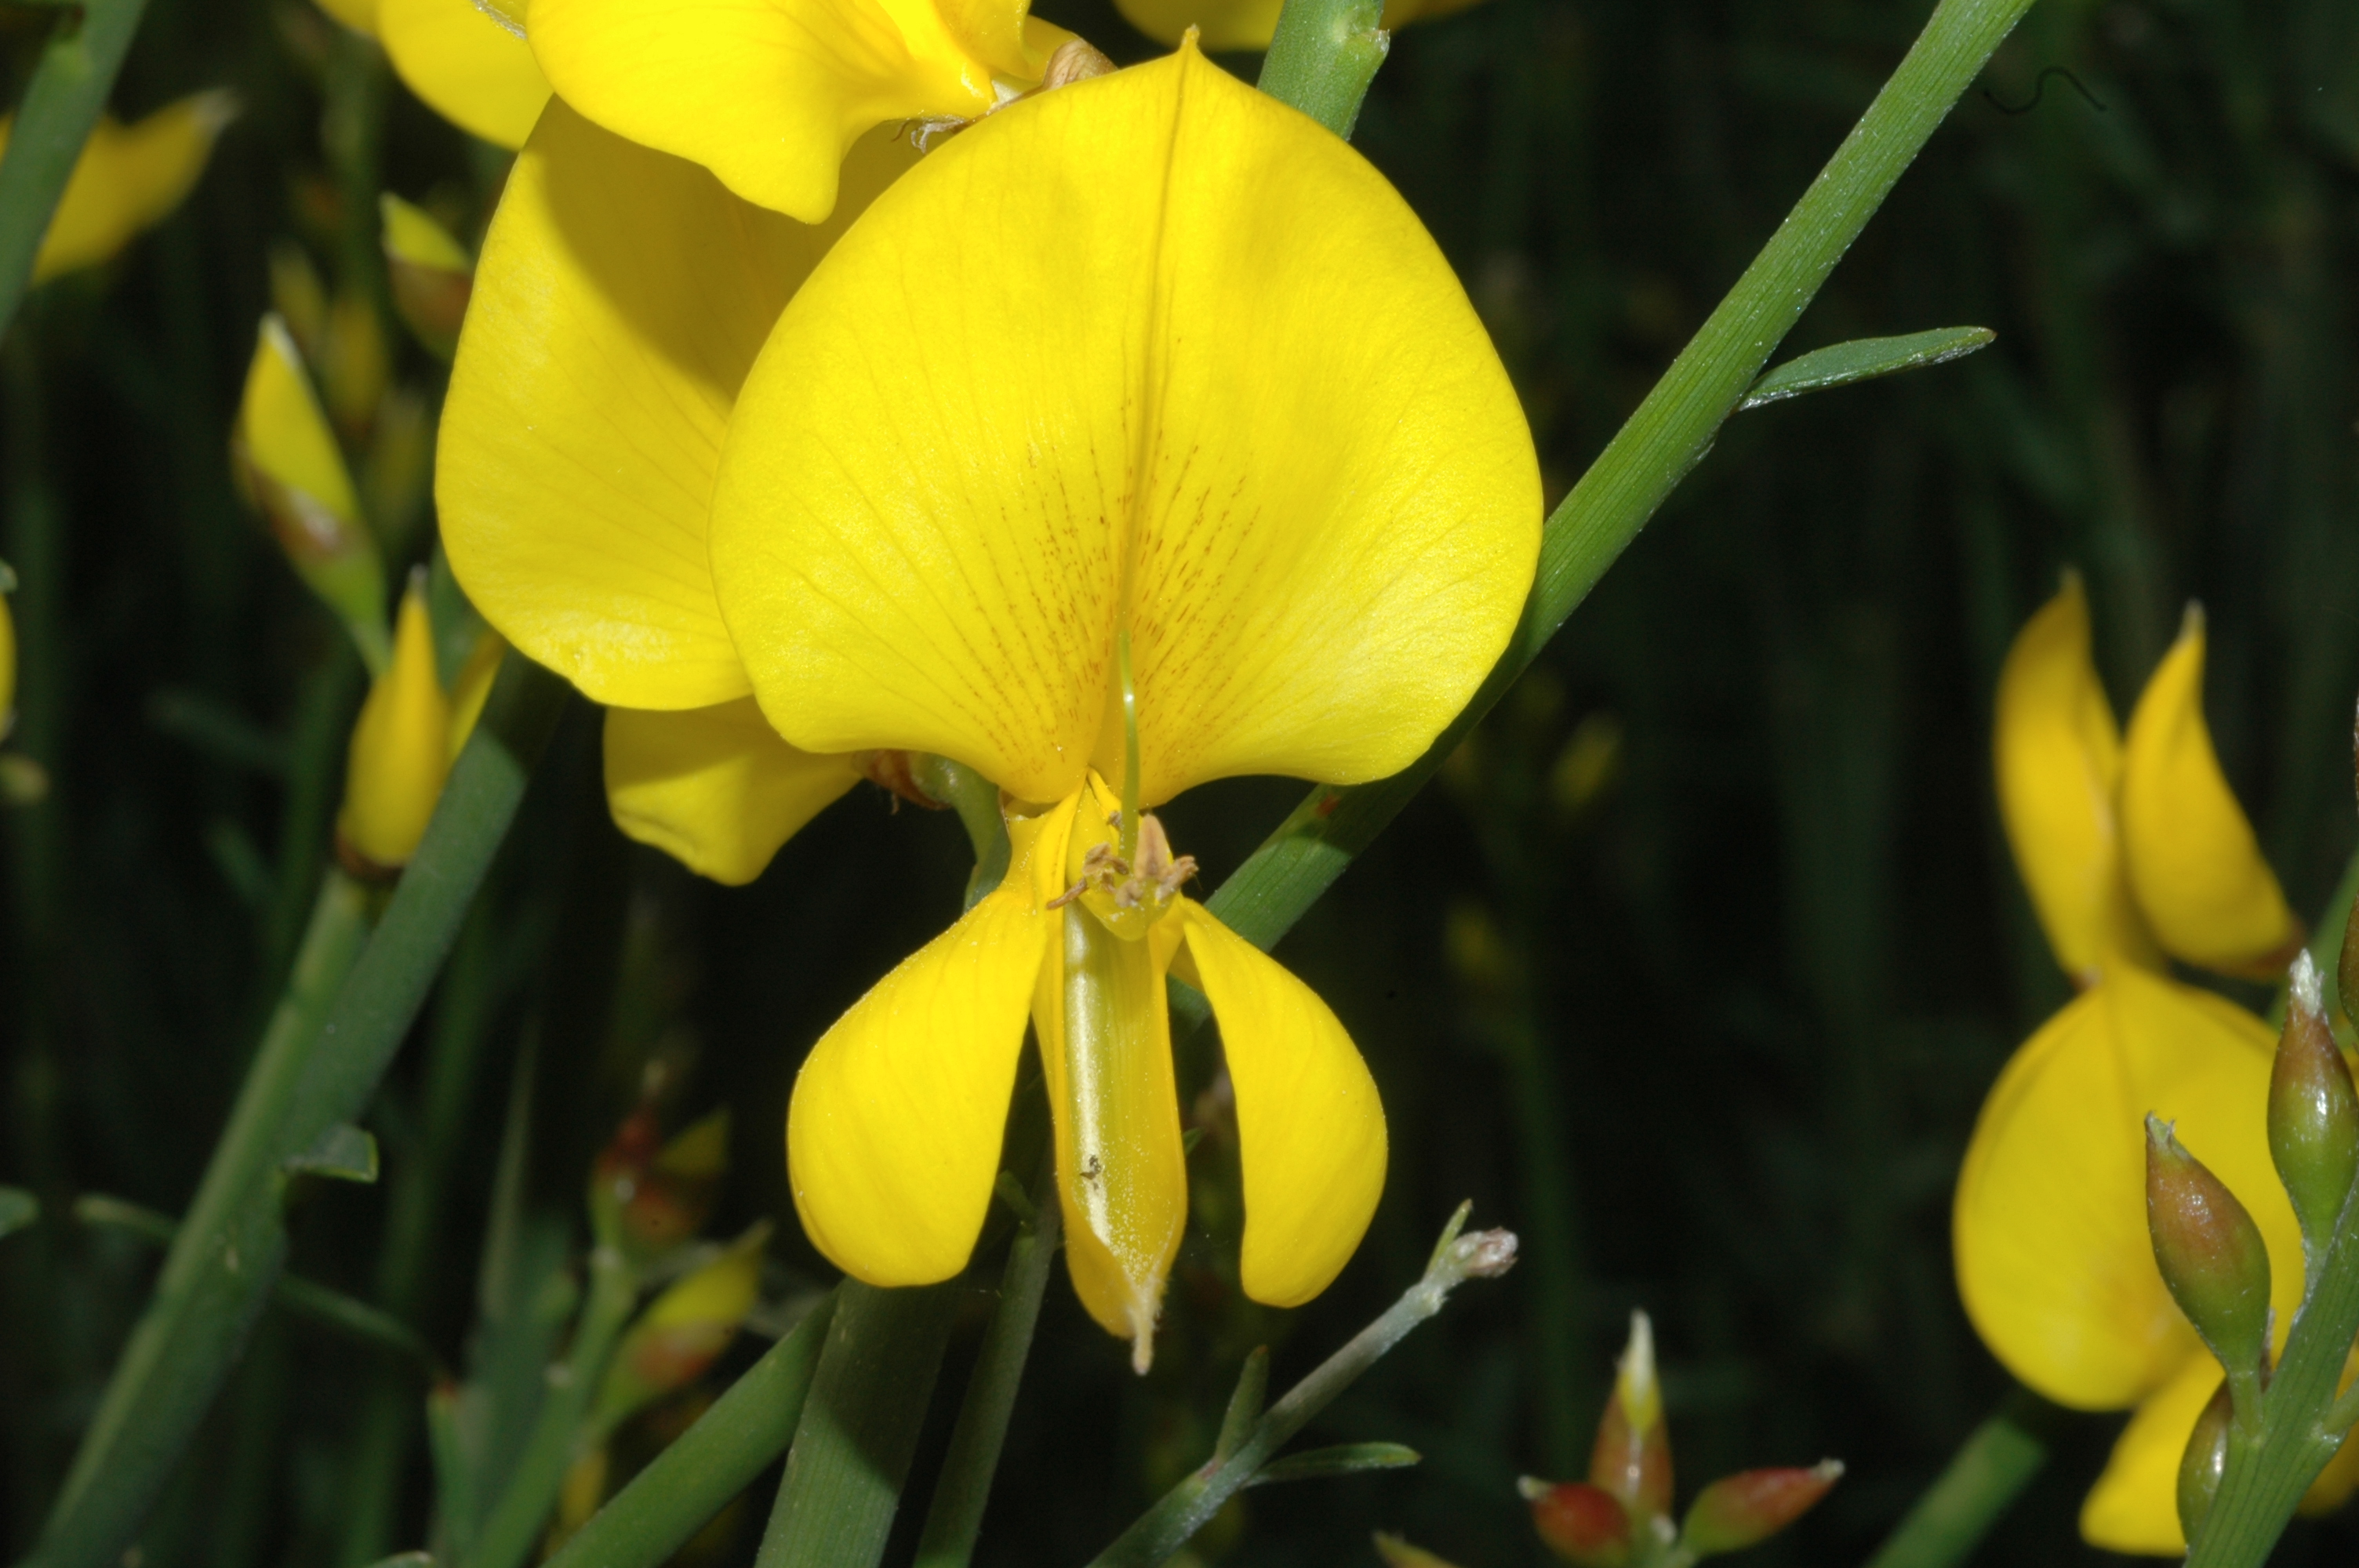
top-left (289, 0), bottom-right (1543, 1373)
top-left (1963, 575), bottom-right (2359, 1552)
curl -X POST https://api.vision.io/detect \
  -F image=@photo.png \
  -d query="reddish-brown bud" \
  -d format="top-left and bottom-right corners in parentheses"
top-left (589, 1105), bottom-right (729, 1260)
top-left (2146, 1115), bottom-right (2273, 1374)
top-left (1589, 1311), bottom-right (1673, 1519)
top-left (1519, 1478), bottom-right (1631, 1567)
top-left (2271, 952), bottom-right (2359, 1257)
top-left (1680, 1461), bottom-right (1844, 1555)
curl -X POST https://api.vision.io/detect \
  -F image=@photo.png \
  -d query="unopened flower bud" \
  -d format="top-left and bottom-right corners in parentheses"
top-left (232, 314), bottom-right (388, 671)
top-left (336, 575), bottom-right (451, 877)
top-left (2175, 1376), bottom-right (2233, 1542)
top-left (2146, 1115), bottom-right (2272, 1374)
top-left (317, 289), bottom-right (389, 441)
top-left (595, 1221), bottom-right (771, 1429)
top-left (590, 1104), bottom-right (729, 1261)
top-left (1519, 1477), bottom-right (1630, 1566)
top-left (1371, 1534), bottom-right (1463, 1568)
top-left (2270, 952), bottom-right (2359, 1257)
top-left (1590, 1311), bottom-right (1673, 1519)
top-left (1680, 1461), bottom-right (1843, 1555)
top-left (379, 193), bottom-right (472, 360)
top-left (0, 564), bottom-right (15, 733)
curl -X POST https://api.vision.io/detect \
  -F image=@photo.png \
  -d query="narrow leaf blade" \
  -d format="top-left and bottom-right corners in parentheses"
top-left (1738, 327), bottom-right (1994, 411)
top-left (1246, 1443), bottom-right (1422, 1487)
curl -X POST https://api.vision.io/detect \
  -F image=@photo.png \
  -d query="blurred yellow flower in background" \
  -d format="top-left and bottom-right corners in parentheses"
top-left (314, 0), bottom-right (550, 148)
top-left (5, 93), bottom-right (234, 285)
top-left (1956, 574), bottom-right (2324, 1554)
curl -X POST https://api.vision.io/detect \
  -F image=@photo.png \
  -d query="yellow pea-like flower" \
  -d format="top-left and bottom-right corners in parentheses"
top-left (441, 42), bottom-right (1537, 1365)
top-left (337, 579), bottom-right (453, 873)
top-left (315, 0), bottom-right (551, 150)
top-left (1114, 0), bottom-right (1485, 55)
top-left (1965, 578), bottom-right (2317, 1554)
top-left (9, 93), bottom-right (236, 285)
top-left (526, 0), bottom-right (1080, 221)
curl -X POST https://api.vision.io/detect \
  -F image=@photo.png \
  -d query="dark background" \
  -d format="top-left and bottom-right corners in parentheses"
top-left (3, 0), bottom-right (2358, 1562)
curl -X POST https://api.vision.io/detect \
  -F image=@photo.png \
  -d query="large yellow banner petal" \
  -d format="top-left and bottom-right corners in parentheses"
top-left (2121, 611), bottom-right (2302, 977)
top-left (377, 0), bottom-right (551, 151)
top-left (603, 702), bottom-right (860, 885)
top-left (1954, 967), bottom-right (2299, 1411)
top-left (711, 43), bottom-right (1538, 807)
top-left (529, 0), bottom-right (1044, 223)
top-left (441, 102), bottom-right (914, 710)
top-left (1179, 902), bottom-right (1385, 1308)
top-left (1992, 572), bottom-right (2154, 985)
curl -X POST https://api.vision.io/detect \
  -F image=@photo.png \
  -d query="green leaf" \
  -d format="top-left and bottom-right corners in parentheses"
top-left (1214, 1349), bottom-right (1269, 1463)
top-left (0, 1185), bottom-right (37, 1240)
top-left (1245, 1443), bottom-right (1421, 1487)
top-left (1737, 327), bottom-right (1995, 411)
top-left (285, 1122), bottom-right (379, 1183)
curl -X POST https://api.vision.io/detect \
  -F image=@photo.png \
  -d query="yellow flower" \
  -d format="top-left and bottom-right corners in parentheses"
top-left (1114, 0), bottom-right (1485, 55)
top-left (1957, 575), bottom-right (2317, 1554)
top-left (697, 43), bottom-right (1537, 1367)
top-left (336, 578), bottom-right (503, 873)
top-left (316, 0), bottom-right (551, 149)
top-left (525, 0), bottom-right (1081, 221)
top-left (5, 93), bottom-right (235, 285)
top-left (438, 100), bottom-right (911, 884)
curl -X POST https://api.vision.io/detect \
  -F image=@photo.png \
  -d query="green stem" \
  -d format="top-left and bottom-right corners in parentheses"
top-left (2185, 1185), bottom-right (2359, 1566)
top-left (1256, 0), bottom-right (1388, 140)
top-left (27, 657), bottom-right (568, 1568)
top-left (1085, 1211), bottom-right (1518, 1567)
top-left (540, 1294), bottom-right (839, 1568)
top-left (1861, 1389), bottom-right (2055, 1568)
top-left (468, 1246), bottom-right (642, 1568)
top-left (1188, 0), bottom-right (2044, 993)
top-left (0, 0), bottom-right (151, 339)
top-left (754, 1282), bottom-right (959, 1568)
top-left (31, 871), bottom-right (376, 1568)
top-left (911, 1163), bottom-right (1062, 1568)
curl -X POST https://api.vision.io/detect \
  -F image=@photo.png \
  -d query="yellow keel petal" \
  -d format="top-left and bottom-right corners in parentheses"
top-left (440, 101), bottom-right (914, 709)
top-left (1954, 967), bottom-right (2299, 1410)
top-left (1178, 902), bottom-right (1384, 1307)
top-left (785, 794), bottom-right (1073, 1284)
top-left (711, 42), bottom-right (1538, 805)
top-left (2121, 610), bottom-right (2302, 976)
top-left (377, 0), bottom-right (551, 149)
top-left (1993, 572), bottom-right (2154, 983)
top-left (604, 701), bottom-right (860, 885)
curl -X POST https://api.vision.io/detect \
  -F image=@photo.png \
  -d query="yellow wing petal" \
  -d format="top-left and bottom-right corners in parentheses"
top-left (440, 100), bottom-right (916, 709)
top-left (2079, 1351), bottom-right (2215, 1556)
top-left (710, 43), bottom-right (1539, 806)
top-left (529, 0), bottom-right (1052, 223)
top-left (1178, 902), bottom-right (1385, 1308)
top-left (2121, 609), bottom-right (2302, 977)
top-left (785, 797), bottom-right (1073, 1284)
top-left (29, 94), bottom-right (236, 283)
top-left (1993, 572), bottom-right (2154, 984)
top-left (377, 0), bottom-right (551, 150)
top-left (1954, 967), bottom-right (2301, 1410)
top-left (604, 700), bottom-right (860, 885)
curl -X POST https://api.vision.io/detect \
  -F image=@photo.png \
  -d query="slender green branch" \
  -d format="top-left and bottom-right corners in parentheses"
top-left (1861, 1389), bottom-right (2055, 1568)
top-left (469, 1246), bottom-right (642, 1568)
top-left (1191, 0), bottom-right (2043, 990)
top-left (1085, 1211), bottom-right (1518, 1567)
top-left (754, 1282), bottom-right (960, 1568)
top-left (540, 1294), bottom-right (839, 1568)
top-left (1258, 0), bottom-right (1388, 140)
top-left (26, 657), bottom-right (569, 1568)
top-left (0, 0), bottom-right (151, 338)
top-left (912, 1162), bottom-right (1062, 1568)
